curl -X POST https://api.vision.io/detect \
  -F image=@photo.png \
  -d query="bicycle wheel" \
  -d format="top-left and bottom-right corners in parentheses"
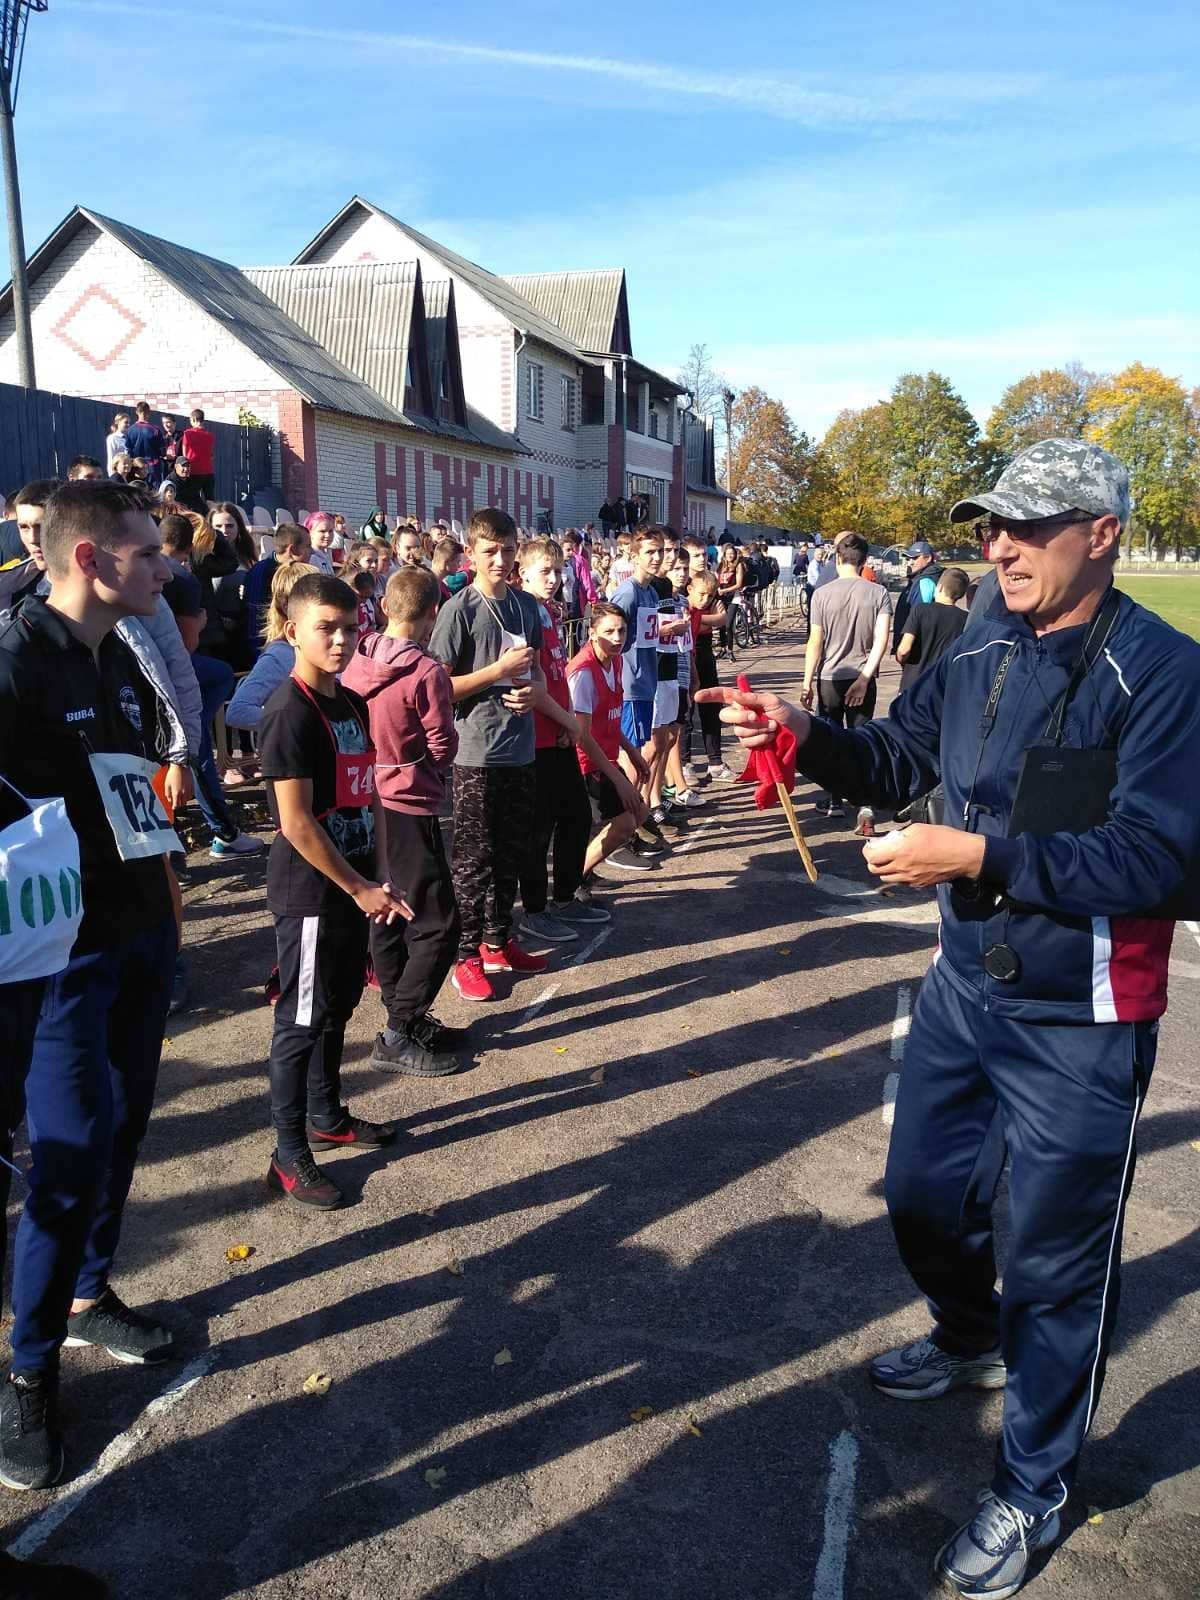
top-left (733, 605), bottom-right (751, 650)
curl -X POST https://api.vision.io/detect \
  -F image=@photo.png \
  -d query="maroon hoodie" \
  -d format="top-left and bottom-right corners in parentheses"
top-left (340, 633), bottom-right (457, 815)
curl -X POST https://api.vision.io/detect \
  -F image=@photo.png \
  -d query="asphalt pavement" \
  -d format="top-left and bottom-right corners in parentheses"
top-left (1, 622), bottom-right (1197, 1600)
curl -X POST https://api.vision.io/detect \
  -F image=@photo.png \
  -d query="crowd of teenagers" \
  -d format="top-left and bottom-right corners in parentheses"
top-left (0, 471), bottom-right (807, 1595)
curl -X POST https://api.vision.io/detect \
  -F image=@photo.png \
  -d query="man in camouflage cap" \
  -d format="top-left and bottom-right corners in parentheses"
top-left (698, 435), bottom-right (1200, 1595)
top-left (956, 439), bottom-right (1130, 630)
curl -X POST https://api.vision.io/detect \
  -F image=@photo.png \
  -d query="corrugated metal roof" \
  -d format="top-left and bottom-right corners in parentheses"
top-left (79, 209), bottom-right (410, 427)
top-left (295, 198), bottom-right (595, 367)
top-left (243, 260), bottom-right (427, 420)
top-left (502, 270), bottom-right (626, 355)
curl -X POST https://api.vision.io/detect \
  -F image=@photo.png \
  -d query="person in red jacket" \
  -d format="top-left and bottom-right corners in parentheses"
top-left (339, 565), bottom-right (466, 1076)
top-left (182, 408), bottom-right (216, 501)
top-left (567, 603), bottom-right (651, 883)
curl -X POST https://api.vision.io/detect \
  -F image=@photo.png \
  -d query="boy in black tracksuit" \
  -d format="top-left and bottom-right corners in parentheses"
top-left (259, 573), bottom-right (410, 1211)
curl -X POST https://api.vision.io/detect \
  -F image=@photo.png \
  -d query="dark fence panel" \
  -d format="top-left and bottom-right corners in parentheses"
top-left (0, 382), bottom-right (270, 504)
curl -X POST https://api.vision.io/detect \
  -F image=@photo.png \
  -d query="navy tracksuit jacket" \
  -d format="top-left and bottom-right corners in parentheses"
top-left (799, 586), bottom-right (1200, 1516)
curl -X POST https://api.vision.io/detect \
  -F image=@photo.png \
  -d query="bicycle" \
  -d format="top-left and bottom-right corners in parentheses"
top-left (729, 590), bottom-right (763, 650)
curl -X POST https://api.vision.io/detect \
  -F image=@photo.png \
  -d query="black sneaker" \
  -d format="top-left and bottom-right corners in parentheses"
top-left (630, 833), bottom-right (667, 859)
top-left (408, 1013), bottom-right (471, 1054)
top-left (640, 817), bottom-right (669, 844)
top-left (64, 1288), bottom-right (174, 1366)
top-left (267, 1151), bottom-right (345, 1210)
top-left (307, 1114), bottom-right (398, 1148)
top-left (0, 1372), bottom-right (63, 1491)
top-left (0, 1550), bottom-right (108, 1598)
top-left (370, 1029), bottom-right (459, 1077)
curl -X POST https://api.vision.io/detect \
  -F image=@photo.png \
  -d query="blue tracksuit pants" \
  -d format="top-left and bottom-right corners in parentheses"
top-left (885, 959), bottom-right (1156, 1517)
top-left (10, 919), bottom-right (175, 1373)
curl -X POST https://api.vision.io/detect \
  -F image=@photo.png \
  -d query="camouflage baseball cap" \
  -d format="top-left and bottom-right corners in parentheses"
top-left (950, 438), bottom-right (1131, 527)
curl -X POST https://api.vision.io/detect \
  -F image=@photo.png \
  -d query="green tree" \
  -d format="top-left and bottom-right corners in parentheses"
top-left (817, 403), bottom-right (897, 539)
top-left (986, 364), bottom-right (1095, 467)
top-left (888, 372), bottom-right (981, 540)
top-left (727, 386), bottom-right (805, 524)
top-left (1086, 363), bottom-right (1200, 556)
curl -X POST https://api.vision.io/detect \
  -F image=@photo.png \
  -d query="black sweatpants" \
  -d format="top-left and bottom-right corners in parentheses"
top-left (519, 746), bottom-right (592, 913)
top-left (451, 764), bottom-right (536, 958)
top-left (818, 676), bottom-right (877, 806)
top-left (268, 893), bottom-right (368, 1161)
top-left (686, 637), bottom-right (722, 765)
top-left (370, 808), bottom-right (460, 1029)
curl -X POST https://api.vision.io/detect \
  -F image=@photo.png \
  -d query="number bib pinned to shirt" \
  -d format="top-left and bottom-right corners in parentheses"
top-left (89, 752), bottom-right (183, 860)
top-left (635, 607), bottom-right (660, 647)
top-left (334, 748), bottom-right (376, 810)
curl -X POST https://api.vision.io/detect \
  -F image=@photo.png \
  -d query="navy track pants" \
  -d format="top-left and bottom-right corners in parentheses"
top-left (885, 958), bottom-right (1156, 1517)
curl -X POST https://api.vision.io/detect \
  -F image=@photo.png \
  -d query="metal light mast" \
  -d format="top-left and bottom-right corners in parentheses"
top-left (0, 0), bottom-right (47, 389)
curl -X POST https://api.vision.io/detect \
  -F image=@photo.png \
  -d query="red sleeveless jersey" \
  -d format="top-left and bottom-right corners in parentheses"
top-left (567, 641), bottom-right (622, 773)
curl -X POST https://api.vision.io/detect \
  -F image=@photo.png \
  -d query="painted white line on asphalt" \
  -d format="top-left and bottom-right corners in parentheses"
top-left (812, 1429), bottom-right (860, 1600)
top-left (882, 1073), bottom-right (900, 1128)
top-left (674, 819), bottom-right (719, 855)
top-left (1186, 920), bottom-right (1200, 955)
top-left (519, 928), bottom-right (612, 1026)
top-left (10, 1349), bottom-right (218, 1559)
top-left (889, 985), bottom-right (912, 1062)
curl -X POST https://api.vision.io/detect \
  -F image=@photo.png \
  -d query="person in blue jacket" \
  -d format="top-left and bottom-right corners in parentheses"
top-left (698, 438), bottom-right (1200, 1600)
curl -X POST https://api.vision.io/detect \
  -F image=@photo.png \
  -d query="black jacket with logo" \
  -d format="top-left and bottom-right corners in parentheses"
top-left (0, 596), bottom-right (172, 953)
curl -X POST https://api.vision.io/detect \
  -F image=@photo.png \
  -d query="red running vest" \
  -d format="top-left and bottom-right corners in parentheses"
top-left (567, 641), bottom-right (623, 773)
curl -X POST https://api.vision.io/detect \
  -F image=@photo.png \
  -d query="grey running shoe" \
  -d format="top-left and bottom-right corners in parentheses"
top-left (607, 846), bottom-right (657, 872)
top-left (551, 897), bottom-right (611, 924)
top-left (519, 910), bottom-right (579, 944)
top-left (870, 1335), bottom-right (1006, 1400)
top-left (935, 1489), bottom-right (1060, 1598)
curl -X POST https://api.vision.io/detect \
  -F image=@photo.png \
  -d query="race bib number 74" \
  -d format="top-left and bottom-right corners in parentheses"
top-left (89, 752), bottom-right (183, 861)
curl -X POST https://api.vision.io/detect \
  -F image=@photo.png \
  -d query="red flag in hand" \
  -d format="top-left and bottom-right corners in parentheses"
top-left (735, 674), bottom-right (797, 810)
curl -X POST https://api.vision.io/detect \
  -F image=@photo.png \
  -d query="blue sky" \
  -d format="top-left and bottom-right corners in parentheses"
top-left (10, 0), bottom-right (1200, 436)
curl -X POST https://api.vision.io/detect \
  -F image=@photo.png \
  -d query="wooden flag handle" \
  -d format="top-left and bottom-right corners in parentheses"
top-left (736, 675), bottom-right (818, 882)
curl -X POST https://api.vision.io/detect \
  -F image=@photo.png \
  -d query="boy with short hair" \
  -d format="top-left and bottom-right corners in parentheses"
top-left (429, 507), bottom-right (549, 1002)
top-left (342, 566), bottom-right (465, 1074)
top-left (567, 604), bottom-right (652, 877)
top-left (259, 573), bottom-right (410, 1210)
top-left (517, 540), bottom-right (637, 936)
top-left (182, 408), bottom-right (216, 501)
top-left (431, 537), bottom-right (462, 600)
top-left (896, 567), bottom-right (969, 689)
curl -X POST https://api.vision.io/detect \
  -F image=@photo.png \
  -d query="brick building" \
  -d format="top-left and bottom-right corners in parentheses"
top-left (0, 197), bottom-right (729, 532)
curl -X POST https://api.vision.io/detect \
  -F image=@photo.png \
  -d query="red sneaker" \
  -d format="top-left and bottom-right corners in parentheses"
top-left (452, 956), bottom-right (495, 1002)
top-left (480, 939), bottom-right (549, 974)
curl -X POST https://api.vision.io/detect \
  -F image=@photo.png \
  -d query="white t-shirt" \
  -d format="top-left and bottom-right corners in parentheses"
top-left (568, 658), bottom-right (617, 713)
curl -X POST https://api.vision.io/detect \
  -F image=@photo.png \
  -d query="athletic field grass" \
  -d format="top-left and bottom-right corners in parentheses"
top-left (1115, 574), bottom-right (1200, 642)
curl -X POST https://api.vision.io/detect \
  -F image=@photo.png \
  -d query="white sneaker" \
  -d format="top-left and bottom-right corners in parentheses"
top-left (210, 831), bottom-right (264, 857)
top-left (677, 788), bottom-right (709, 809)
top-left (683, 764), bottom-right (707, 785)
top-left (709, 764), bottom-right (735, 781)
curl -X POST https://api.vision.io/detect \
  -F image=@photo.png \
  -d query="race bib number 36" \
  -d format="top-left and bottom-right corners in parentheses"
top-left (89, 752), bottom-right (183, 861)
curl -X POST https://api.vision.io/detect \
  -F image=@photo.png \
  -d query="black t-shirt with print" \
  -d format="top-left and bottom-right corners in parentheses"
top-left (260, 676), bottom-right (376, 917)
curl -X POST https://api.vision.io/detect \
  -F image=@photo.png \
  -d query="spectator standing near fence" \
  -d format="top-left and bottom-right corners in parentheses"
top-left (105, 412), bottom-right (131, 475)
top-left (122, 403), bottom-right (165, 487)
top-left (181, 409), bottom-right (216, 501)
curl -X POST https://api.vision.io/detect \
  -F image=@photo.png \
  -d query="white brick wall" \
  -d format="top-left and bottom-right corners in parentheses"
top-left (0, 223), bottom-right (281, 396)
top-left (314, 411), bottom-right (576, 533)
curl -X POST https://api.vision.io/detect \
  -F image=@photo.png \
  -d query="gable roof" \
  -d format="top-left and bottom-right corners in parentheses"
top-left (294, 197), bottom-right (595, 367)
top-left (0, 207), bottom-right (413, 427)
top-left (502, 269), bottom-right (631, 355)
top-left (243, 259), bottom-right (435, 422)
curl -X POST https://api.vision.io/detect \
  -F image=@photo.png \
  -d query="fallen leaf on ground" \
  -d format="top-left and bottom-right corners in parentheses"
top-left (418, 1207), bottom-right (438, 1218)
top-left (588, 1066), bottom-right (605, 1085)
top-left (424, 1467), bottom-right (448, 1488)
top-left (225, 1244), bottom-right (254, 1263)
top-left (686, 1417), bottom-right (703, 1437)
top-left (554, 1046), bottom-right (569, 1054)
top-left (629, 1406), bottom-right (653, 1422)
top-left (1087, 1511), bottom-right (1104, 1525)
top-left (494, 1348), bottom-right (513, 1367)
top-left (1190, 1141), bottom-right (1200, 1154)
top-left (686, 1068), bottom-right (703, 1079)
top-left (162, 1038), bottom-right (173, 1049)
top-left (777, 948), bottom-right (791, 955)
top-left (446, 1258), bottom-right (465, 1277)
top-left (302, 1372), bottom-right (331, 1395)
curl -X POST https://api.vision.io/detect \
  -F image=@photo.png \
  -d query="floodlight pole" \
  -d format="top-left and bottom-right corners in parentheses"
top-left (0, 1), bottom-right (47, 390)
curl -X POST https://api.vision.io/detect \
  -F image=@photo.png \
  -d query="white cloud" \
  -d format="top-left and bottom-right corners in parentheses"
top-left (56, 1), bottom-right (1050, 129)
